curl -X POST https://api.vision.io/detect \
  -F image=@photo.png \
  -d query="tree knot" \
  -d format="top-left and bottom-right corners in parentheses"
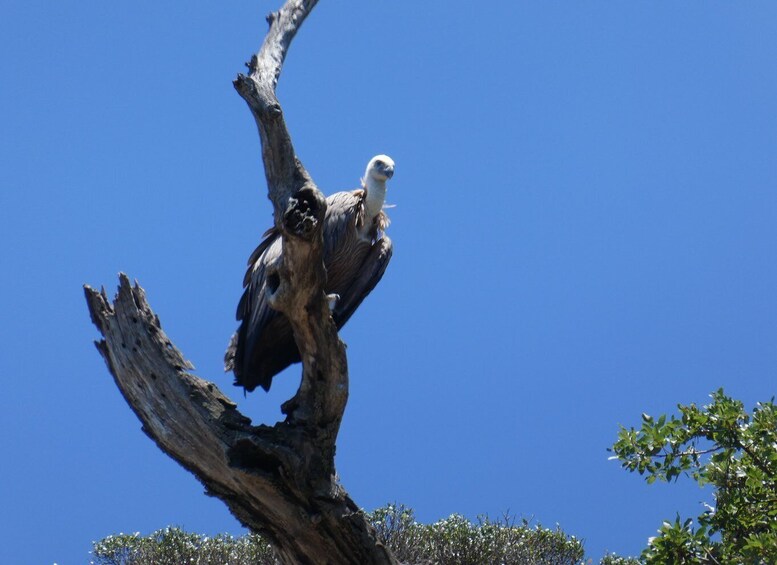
top-left (283, 186), bottom-right (325, 240)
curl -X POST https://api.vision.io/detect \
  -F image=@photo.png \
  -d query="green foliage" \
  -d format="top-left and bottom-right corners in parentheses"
top-left (91, 527), bottom-right (276, 565)
top-left (92, 504), bottom-right (630, 564)
top-left (368, 503), bottom-right (586, 564)
top-left (598, 554), bottom-right (641, 565)
top-left (610, 389), bottom-right (777, 564)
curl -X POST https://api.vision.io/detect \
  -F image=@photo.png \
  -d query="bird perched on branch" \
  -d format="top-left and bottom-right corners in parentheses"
top-left (225, 155), bottom-right (395, 392)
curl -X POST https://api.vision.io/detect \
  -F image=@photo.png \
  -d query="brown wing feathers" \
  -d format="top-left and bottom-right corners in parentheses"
top-left (226, 190), bottom-right (392, 392)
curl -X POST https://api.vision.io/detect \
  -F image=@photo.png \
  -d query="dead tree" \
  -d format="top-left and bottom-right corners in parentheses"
top-left (84, 2), bottom-right (398, 563)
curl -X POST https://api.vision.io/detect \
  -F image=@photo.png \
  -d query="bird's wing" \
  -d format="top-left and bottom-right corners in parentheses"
top-left (322, 190), bottom-right (363, 253)
top-left (323, 190), bottom-right (392, 328)
top-left (236, 226), bottom-right (281, 330)
top-left (332, 235), bottom-right (393, 328)
top-left (225, 227), bottom-right (292, 391)
top-left (225, 228), bottom-right (279, 372)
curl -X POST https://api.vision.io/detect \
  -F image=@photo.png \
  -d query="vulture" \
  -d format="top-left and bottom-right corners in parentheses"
top-left (225, 155), bottom-right (395, 392)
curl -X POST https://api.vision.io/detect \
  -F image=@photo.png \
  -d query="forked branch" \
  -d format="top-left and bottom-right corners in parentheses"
top-left (85, 1), bottom-right (397, 563)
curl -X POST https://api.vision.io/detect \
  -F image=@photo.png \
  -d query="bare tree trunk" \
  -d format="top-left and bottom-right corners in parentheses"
top-left (84, 2), bottom-right (397, 563)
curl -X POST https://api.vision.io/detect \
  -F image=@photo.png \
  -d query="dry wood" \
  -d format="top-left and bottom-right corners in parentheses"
top-left (84, 1), bottom-right (398, 563)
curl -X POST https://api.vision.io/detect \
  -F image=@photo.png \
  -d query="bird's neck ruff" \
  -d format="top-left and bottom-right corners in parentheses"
top-left (363, 176), bottom-right (387, 221)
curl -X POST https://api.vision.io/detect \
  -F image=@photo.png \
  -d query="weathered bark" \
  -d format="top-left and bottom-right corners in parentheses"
top-left (84, 2), bottom-right (397, 564)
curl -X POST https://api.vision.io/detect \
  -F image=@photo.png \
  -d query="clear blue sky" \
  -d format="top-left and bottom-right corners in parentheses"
top-left (2, 1), bottom-right (776, 563)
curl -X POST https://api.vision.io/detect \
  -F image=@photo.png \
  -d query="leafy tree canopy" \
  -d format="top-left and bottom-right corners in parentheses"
top-left (610, 389), bottom-right (777, 564)
top-left (91, 505), bottom-right (636, 565)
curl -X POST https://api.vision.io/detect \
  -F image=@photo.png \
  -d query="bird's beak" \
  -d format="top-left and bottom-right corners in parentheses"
top-left (385, 166), bottom-right (394, 179)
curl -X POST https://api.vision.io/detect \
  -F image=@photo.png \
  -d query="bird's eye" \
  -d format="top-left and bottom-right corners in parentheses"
top-left (374, 160), bottom-right (384, 168)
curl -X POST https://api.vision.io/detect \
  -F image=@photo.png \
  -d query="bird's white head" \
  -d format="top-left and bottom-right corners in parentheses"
top-left (361, 154), bottom-right (395, 223)
top-left (365, 154), bottom-right (395, 182)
